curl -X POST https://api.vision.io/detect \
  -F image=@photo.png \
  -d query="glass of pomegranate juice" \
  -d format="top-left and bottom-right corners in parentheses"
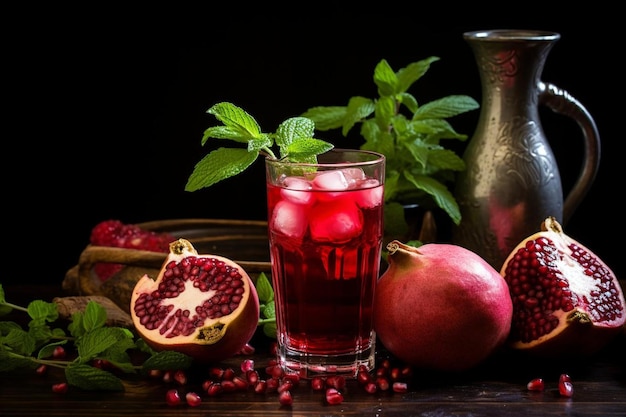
top-left (265, 149), bottom-right (385, 378)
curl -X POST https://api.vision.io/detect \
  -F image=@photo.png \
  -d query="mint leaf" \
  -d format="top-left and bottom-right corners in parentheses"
top-left (186, 102), bottom-right (334, 193)
top-left (141, 350), bottom-right (193, 372)
top-left (255, 273), bottom-right (274, 304)
top-left (76, 327), bottom-right (130, 363)
top-left (185, 148), bottom-right (259, 191)
top-left (65, 363), bottom-right (125, 391)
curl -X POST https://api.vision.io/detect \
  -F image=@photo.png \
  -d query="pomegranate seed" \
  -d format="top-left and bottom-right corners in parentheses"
top-left (393, 382), bottom-right (408, 393)
top-left (148, 369), bottom-right (163, 378)
top-left (266, 377), bottom-right (280, 393)
top-left (165, 388), bottom-right (181, 406)
top-left (526, 378), bottom-right (545, 391)
top-left (325, 375), bottom-right (346, 390)
top-left (233, 376), bottom-right (249, 391)
top-left (279, 390), bottom-right (293, 406)
top-left (221, 380), bottom-right (237, 392)
top-left (269, 342), bottom-right (278, 356)
top-left (325, 388), bottom-right (344, 405)
top-left (266, 364), bottom-right (284, 379)
top-left (173, 370), bottom-right (187, 385)
top-left (209, 367), bottom-right (225, 380)
top-left (202, 379), bottom-right (213, 391)
top-left (36, 364), bottom-right (48, 376)
top-left (559, 374), bottom-right (574, 397)
top-left (282, 372), bottom-right (301, 386)
top-left (222, 367), bottom-right (235, 380)
top-left (310, 376), bottom-right (326, 391)
top-left (238, 343), bottom-right (256, 355)
top-left (376, 376), bottom-right (390, 391)
top-left (364, 381), bottom-right (378, 394)
top-left (52, 346), bottom-right (66, 359)
top-left (207, 382), bottom-right (223, 396)
top-left (240, 358), bottom-right (255, 373)
top-left (51, 382), bottom-right (68, 394)
top-left (162, 370), bottom-right (174, 383)
top-left (246, 369), bottom-right (260, 385)
top-left (254, 379), bottom-right (268, 394)
top-left (277, 380), bottom-right (293, 394)
top-left (185, 391), bottom-right (202, 407)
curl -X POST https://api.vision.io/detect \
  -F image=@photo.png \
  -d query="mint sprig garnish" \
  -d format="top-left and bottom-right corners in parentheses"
top-left (302, 58), bottom-right (479, 229)
top-left (185, 102), bottom-right (334, 192)
top-left (0, 284), bottom-right (192, 391)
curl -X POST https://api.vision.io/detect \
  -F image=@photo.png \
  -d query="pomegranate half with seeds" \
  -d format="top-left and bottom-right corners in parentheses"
top-left (501, 216), bottom-right (625, 357)
top-left (130, 238), bottom-right (260, 363)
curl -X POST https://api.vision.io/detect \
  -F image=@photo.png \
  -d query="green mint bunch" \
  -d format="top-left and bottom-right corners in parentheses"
top-left (0, 284), bottom-right (192, 391)
top-left (185, 102), bottom-right (334, 192)
top-left (302, 57), bottom-right (479, 231)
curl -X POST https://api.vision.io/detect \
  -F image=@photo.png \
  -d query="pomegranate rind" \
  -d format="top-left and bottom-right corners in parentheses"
top-left (500, 217), bottom-right (625, 357)
top-left (129, 239), bottom-right (260, 364)
top-left (373, 241), bottom-right (513, 372)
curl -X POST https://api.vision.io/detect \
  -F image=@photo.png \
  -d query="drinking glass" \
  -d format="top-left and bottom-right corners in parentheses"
top-left (265, 149), bottom-right (385, 378)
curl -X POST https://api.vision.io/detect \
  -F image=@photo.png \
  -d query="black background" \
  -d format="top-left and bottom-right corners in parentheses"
top-left (5, 15), bottom-right (621, 287)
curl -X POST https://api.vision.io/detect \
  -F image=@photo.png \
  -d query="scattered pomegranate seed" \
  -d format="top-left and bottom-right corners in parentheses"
top-left (279, 390), bottom-right (293, 406)
top-left (222, 367), bottom-right (236, 380)
top-left (376, 376), bottom-right (390, 391)
top-left (254, 379), bottom-right (268, 394)
top-left (51, 382), bottom-right (68, 394)
top-left (364, 381), bottom-right (378, 394)
top-left (165, 388), bottom-right (181, 406)
top-left (241, 358), bottom-right (255, 373)
top-left (206, 382), bottom-right (223, 396)
top-left (325, 388), bottom-right (344, 405)
top-left (35, 364), bottom-right (48, 376)
top-left (392, 382), bottom-right (408, 393)
top-left (185, 391), bottom-right (202, 407)
top-left (246, 369), bottom-right (260, 385)
top-left (527, 378), bottom-right (545, 391)
top-left (310, 376), bottom-right (325, 391)
top-left (558, 374), bottom-right (574, 397)
top-left (238, 343), bottom-right (256, 355)
top-left (173, 370), bottom-right (187, 385)
top-left (52, 346), bottom-right (66, 359)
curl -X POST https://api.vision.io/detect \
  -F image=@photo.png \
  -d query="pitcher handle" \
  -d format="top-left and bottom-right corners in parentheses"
top-left (538, 81), bottom-right (601, 224)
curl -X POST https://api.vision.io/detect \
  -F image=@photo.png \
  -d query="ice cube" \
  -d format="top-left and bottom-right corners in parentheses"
top-left (309, 200), bottom-right (363, 243)
top-left (355, 179), bottom-right (383, 208)
top-left (340, 168), bottom-right (366, 187)
top-left (281, 176), bottom-right (314, 204)
top-left (271, 200), bottom-right (308, 239)
top-left (312, 170), bottom-right (349, 191)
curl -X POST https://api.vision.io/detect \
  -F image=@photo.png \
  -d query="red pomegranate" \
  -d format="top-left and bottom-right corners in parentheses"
top-left (373, 241), bottom-right (513, 372)
top-left (500, 216), bottom-right (625, 357)
top-left (130, 238), bottom-right (260, 363)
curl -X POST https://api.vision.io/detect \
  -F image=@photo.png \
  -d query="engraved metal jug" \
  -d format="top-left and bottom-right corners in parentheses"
top-left (452, 30), bottom-right (600, 270)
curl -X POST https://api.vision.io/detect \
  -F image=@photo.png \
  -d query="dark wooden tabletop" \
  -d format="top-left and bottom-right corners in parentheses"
top-left (1, 282), bottom-right (625, 417)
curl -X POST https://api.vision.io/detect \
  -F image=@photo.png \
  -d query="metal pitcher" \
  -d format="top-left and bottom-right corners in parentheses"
top-left (452, 29), bottom-right (601, 270)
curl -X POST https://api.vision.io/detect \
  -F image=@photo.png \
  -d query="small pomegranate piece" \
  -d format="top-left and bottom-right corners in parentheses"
top-left (90, 220), bottom-right (175, 281)
top-left (373, 241), bottom-right (513, 372)
top-left (558, 374), bottom-right (574, 397)
top-left (185, 391), bottom-right (202, 406)
top-left (129, 239), bottom-right (260, 364)
top-left (526, 378), bottom-right (545, 391)
top-left (325, 388), bottom-right (344, 405)
top-left (278, 390), bottom-right (293, 406)
top-left (165, 388), bottom-right (182, 406)
top-left (501, 217), bottom-right (625, 357)
top-left (51, 382), bottom-right (68, 394)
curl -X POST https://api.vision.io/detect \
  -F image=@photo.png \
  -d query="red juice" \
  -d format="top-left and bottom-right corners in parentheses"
top-left (265, 159), bottom-right (384, 377)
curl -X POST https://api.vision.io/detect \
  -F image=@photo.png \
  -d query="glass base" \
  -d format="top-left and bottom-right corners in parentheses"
top-left (276, 340), bottom-right (376, 379)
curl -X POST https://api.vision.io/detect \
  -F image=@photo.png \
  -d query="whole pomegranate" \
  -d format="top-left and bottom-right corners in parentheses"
top-left (501, 216), bottom-right (625, 357)
top-left (373, 241), bottom-right (513, 372)
top-left (130, 238), bottom-right (260, 363)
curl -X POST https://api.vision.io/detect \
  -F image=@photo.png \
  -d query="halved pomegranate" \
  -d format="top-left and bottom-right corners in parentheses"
top-left (500, 216), bottom-right (625, 357)
top-left (130, 238), bottom-right (260, 363)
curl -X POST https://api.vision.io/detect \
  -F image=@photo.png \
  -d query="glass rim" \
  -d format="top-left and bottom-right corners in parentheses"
top-left (265, 148), bottom-right (385, 168)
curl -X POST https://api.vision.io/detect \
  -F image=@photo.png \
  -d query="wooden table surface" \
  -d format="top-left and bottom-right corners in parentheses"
top-left (1, 282), bottom-right (625, 417)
